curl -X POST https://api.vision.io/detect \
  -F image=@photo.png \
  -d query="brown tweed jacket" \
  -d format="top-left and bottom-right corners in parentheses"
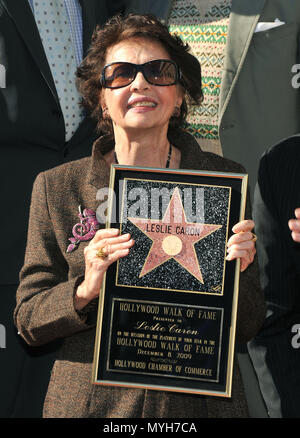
top-left (14, 130), bottom-right (265, 418)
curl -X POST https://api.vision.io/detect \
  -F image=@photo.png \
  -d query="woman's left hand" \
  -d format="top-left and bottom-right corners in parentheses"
top-left (226, 219), bottom-right (256, 272)
top-left (288, 208), bottom-right (300, 242)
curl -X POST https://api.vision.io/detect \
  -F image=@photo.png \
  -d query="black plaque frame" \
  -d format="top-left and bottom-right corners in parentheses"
top-left (92, 165), bottom-right (248, 398)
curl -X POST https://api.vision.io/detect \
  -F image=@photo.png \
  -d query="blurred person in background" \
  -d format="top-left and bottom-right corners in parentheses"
top-left (248, 134), bottom-right (300, 418)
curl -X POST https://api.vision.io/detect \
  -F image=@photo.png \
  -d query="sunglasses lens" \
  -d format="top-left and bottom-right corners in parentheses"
top-left (145, 60), bottom-right (177, 85)
top-left (103, 63), bottom-right (135, 88)
top-left (102, 60), bottom-right (179, 88)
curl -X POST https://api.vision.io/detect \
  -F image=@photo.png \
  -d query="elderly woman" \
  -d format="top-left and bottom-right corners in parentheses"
top-left (15, 14), bottom-right (264, 418)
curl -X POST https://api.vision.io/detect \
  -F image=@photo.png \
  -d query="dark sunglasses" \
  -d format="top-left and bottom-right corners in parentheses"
top-left (100, 59), bottom-right (182, 89)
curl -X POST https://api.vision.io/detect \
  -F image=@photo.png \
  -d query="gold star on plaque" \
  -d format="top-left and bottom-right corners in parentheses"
top-left (128, 187), bottom-right (222, 283)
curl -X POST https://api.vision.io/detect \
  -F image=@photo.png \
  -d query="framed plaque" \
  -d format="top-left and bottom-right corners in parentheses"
top-left (92, 165), bottom-right (248, 397)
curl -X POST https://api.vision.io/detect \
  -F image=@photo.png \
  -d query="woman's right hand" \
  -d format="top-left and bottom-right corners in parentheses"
top-left (74, 228), bottom-right (134, 310)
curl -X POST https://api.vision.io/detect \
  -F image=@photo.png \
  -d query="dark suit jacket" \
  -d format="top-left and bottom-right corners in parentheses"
top-left (0, 0), bottom-right (125, 285)
top-left (248, 134), bottom-right (300, 418)
top-left (14, 130), bottom-right (265, 417)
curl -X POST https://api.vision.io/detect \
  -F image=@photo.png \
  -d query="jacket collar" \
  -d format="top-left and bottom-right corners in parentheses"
top-left (88, 134), bottom-right (113, 189)
top-left (87, 130), bottom-right (209, 189)
top-left (219, 0), bottom-right (266, 120)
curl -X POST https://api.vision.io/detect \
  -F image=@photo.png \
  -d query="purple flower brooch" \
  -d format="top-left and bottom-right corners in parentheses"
top-left (67, 206), bottom-right (100, 253)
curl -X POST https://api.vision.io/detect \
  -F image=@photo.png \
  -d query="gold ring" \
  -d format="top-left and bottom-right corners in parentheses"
top-left (96, 248), bottom-right (108, 259)
top-left (251, 233), bottom-right (257, 242)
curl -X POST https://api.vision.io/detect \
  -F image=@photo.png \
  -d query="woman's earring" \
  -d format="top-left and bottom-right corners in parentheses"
top-left (102, 107), bottom-right (110, 119)
top-left (173, 105), bottom-right (181, 117)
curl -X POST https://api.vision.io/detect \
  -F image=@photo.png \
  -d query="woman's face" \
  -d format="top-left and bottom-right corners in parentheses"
top-left (101, 38), bottom-right (183, 136)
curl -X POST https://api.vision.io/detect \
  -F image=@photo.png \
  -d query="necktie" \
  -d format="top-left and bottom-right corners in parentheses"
top-left (33, 0), bottom-right (83, 141)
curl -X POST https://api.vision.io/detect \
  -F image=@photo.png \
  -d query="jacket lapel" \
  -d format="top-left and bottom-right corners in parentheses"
top-left (79, 0), bottom-right (97, 56)
top-left (2, 0), bottom-right (98, 105)
top-left (68, 0), bottom-right (99, 143)
top-left (88, 135), bottom-right (113, 189)
top-left (219, 0), bottom-right (266, 120)
top-left (1, 0), bottom-right (59, 103)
